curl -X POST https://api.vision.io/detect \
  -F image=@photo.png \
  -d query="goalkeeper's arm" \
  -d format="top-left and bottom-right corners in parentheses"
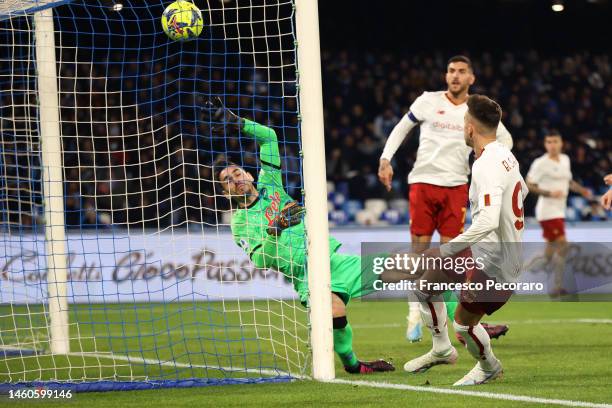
top-left (242, 119), bottom-right (281, 169)
top-left (203, 97), bottom-right (282, 170)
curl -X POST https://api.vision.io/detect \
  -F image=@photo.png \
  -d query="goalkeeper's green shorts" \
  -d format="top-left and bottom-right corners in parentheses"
top-left (298, 251), bottom-right (378, 306)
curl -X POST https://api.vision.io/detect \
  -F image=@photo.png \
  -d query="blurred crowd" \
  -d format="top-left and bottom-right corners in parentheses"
top-left (322, 50), bottom-right (612, 210)
top-left (2, 49), bottom-right (611, 230)
top-left (1, 49), bottom-right (301, 230)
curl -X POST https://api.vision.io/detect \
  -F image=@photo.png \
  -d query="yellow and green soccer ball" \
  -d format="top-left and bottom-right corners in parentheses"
top-left (161, 1), bottom-right (204, 41)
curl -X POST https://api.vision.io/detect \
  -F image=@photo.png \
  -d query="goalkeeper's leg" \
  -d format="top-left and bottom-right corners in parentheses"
top-left (331, 293), bottom-right (394, 374)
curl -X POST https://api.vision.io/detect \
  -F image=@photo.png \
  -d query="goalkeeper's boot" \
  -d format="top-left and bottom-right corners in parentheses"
top-left (453, 360), bottom-right (503, 386)
top-left (403, 347), bottom-right (458, 373)
top-left (455, 323), bottom-right (509, 346)
top-left (406, 313), bottom-right (423, 343)
top-left (345, 359), bottom-right (395, 374)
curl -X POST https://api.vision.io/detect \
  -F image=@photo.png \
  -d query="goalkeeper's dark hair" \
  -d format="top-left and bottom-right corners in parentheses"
top-left (212, 156), bottom-right (240, 188)
top-left (447, 55), bottom-right (473, 71)
top-left (466, 94), bottom-right (502, 131)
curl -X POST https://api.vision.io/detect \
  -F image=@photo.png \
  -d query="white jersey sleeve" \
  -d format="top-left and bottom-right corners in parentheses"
top-left (526, 157), bottom-right (544, 184)
top-left (408, 92), bottom-right (431, 122)
top-left (380, 114), bottom-right (418, 161)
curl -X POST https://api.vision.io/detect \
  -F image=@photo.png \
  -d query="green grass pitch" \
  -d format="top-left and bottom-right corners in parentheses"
top-left (2, 300), bottom-right (612, 407)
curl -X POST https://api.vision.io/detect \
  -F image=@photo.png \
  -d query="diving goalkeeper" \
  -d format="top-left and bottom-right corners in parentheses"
top-left (205, 98), bottom-right (394, 375)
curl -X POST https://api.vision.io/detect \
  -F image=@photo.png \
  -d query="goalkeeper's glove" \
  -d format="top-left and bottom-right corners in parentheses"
top-left (201, 96), bottom-right (244, 135)
top-left (266, 202), bottom-right (305, 236)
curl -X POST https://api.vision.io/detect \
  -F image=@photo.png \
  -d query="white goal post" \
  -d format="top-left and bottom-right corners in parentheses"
top-left (34, 6), bottom-right (70, 356)
top-left (295, 0), bottom-right (335, 381)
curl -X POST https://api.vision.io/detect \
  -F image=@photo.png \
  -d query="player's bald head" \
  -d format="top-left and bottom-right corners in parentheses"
top-left (466, 94), bottom-right (502, 134)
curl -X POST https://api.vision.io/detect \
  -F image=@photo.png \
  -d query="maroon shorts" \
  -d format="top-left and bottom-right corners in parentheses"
top-left (440, 250), bottom-right (513, 316)
top-left (459, 267), bottom-right (513, 316)
top-left (409, 183), bottom-right (468, 238)
top-left (539, 218), bottom-right (565, 241)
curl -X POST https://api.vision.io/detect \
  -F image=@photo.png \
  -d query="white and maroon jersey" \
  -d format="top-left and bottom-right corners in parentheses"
top-left (407, 91), bottom-right (513, 187)
top-left (441, 141), bottom-right (528, 283)
top-left (526, 154), bottom-right (572, 221)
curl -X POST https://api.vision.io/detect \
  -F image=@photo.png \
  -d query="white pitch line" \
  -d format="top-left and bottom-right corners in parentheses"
top-left (350, 319), bottom-right (612, 328)
top-left (576, 318), bottom-right (612, 324)
top-left (66, 352), bottom-right (611, 407)
top-left (67, 351), bottom-right (309, 380)
top-left (101, 318), bottom-right (612, 337)
top-left (328, 379), bottom-right (612, 408)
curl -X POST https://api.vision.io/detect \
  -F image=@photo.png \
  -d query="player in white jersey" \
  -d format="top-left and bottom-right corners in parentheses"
top-left (602, 173), bottom-right (612, 210)
top-left (378, 56), bottom-right (512, 342)
top-left (403, 94), bottom-right (528, 386)
top-left (525, 132), bottom-right (591, 296)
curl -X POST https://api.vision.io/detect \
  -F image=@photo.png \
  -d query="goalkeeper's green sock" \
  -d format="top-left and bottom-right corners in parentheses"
top-left (333, 316), bottom-right (359, 369)
top-left (443, 290), bottom-right (458, 321)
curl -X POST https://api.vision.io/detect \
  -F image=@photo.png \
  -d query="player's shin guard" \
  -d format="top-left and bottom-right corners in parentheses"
top-left (333, 316), bottom-right (359, 369)
top-left (453, 321), bottom-right (498, 371)
top-left (416, 291), bottom-right (452, 354)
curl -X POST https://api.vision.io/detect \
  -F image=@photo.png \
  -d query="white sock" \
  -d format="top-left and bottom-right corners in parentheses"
top-left (419, 299), bottom-right (451, 354)
top-left (408, 301), bottom-right (421, 320)
top-left (453, 321), bottom-right (498, 370)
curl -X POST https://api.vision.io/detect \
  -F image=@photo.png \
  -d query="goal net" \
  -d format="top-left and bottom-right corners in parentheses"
top-left (0, 0), bottom-right (312, 391)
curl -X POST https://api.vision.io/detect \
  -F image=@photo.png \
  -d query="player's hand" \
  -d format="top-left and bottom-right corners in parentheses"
top-left (550, 190), bottom-right (564, 199)
top-left (378, 159), bottom-right (394, 192)
top-left (201, 97), bottom-right (244, 135)
top-left (581, 188), bottom-right (593, 200)
top-left (604, 173), bottom-right (612, 186)
top-left (601, 189), bottom-right (612, 210)
top-left (422, 247), bottom-right (442, 261)
top-left (267, 202), bottom-right (305, 236)
top-left (415, 247), bottom-right (443, 274)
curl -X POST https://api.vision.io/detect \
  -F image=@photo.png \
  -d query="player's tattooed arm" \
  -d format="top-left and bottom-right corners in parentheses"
top-left (569, 180), bottom-right (592, 199)
top-left (527, 182), bottom-right (561, 198)
top-left (601, 188), bottom-right (612, 210)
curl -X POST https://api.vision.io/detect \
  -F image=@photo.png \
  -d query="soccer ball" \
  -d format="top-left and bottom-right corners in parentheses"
top-left (161, 1), bottom-right (204, 41)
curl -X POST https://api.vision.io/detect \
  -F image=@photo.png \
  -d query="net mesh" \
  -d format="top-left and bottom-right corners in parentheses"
top-left (0, 0), bottom-right (308, 389)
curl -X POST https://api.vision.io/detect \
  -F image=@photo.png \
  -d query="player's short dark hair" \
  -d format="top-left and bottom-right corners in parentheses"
top-left (212, 157), bottom-right (240, 187)
top-left (544, 129), bottom-right (563, 139)
top-left (466, 94), bottom-right (502, 131)
top-left (447, 55), bottom-right (473, 71)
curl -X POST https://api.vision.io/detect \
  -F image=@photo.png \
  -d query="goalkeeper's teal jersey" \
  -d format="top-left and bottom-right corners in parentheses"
top-left (230, 120), bottom-right (342, 295)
